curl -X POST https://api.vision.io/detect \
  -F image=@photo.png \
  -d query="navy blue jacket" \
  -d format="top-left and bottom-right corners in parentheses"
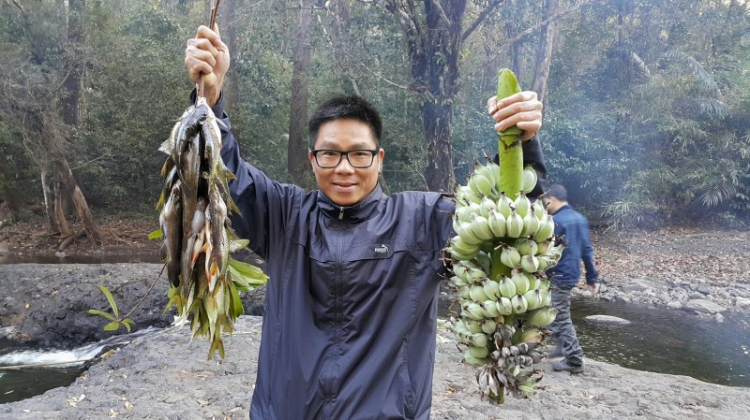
top-left (545, 204), bottom-right (598, 288)
top-left (207, 92), bottom-right (547, 419)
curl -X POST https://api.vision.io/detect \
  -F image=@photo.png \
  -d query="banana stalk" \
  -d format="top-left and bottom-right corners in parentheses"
top-left (496, 69), bottom-right (523, 202)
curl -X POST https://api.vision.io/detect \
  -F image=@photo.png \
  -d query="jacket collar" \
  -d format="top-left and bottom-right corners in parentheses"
top-left (317, 184), bottom-right (384, 222)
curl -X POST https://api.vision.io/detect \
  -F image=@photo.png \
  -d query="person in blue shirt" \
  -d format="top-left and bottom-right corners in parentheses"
top-left (543, 184), bottom-right (599, 374)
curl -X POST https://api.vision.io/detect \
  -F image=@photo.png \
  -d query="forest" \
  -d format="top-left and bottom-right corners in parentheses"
top-left (1, 0), bottom-right (749, 246)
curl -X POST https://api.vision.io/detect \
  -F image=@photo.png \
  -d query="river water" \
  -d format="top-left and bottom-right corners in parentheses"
top-left (571, 297), bottom-right (750, 387)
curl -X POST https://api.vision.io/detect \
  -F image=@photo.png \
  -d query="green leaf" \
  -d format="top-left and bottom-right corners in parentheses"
top-left (228, 258), bottom-right (268, 291)
top-left (98, 285), bottom-right (119, 318)
top-left (229, 239), bottom-right (249, 253)
top-left (121, 318), bottom-right (134, 332)
top-left (104, 321), bottom-right (121, 332)
top-left (148, 229), bottom-right (164, 240)
top-left (88, 309), bottom-right (115, 321)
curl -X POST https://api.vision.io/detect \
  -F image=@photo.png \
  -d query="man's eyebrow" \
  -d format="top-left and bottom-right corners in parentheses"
top-left (317, 141), bottom-right (375, 150)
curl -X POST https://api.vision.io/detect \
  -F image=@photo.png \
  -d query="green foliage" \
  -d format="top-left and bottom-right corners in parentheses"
top-left (1, 0), bottom-right (749, 231)
top-left (89, 285), bottom-right (135, 333)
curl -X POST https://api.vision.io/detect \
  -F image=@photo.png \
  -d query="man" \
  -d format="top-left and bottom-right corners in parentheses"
top-left (543, 184), bottom-right (599, 374)
top-left (184, 25), bottom-right (545, 420)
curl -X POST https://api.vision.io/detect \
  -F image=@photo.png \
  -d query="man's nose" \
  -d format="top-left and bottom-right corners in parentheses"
top-left (335, 155), bottom-right (355, 172)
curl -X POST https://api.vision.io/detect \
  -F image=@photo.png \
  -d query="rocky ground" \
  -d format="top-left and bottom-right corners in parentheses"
top-left (590, 229), bottom-right (750, 323)
top-left (1, 221), bottom-right (750, 418)
top-left (1, 316), bottom-right (749, 420)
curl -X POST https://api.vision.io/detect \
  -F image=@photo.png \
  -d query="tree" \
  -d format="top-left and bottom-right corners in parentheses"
top-left (288, 0), bottom-right (315, 187)
top-left (383, 0), bottom-right (506, 193)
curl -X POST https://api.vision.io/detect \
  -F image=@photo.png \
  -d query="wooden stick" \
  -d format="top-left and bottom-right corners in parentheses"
top-left (197, 0), bottom-right (223, 99)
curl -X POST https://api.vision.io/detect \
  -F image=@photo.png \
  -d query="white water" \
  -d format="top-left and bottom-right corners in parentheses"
top-left (0, 327), bottom-right (161, 369)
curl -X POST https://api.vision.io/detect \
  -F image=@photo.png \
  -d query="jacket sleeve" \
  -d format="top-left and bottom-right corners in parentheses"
top-left (580, 220), bottom-right (599, 285)
top-left (195, 90), bottom-right (305, 260)
top-left (492, 136), bottom-right (548, 199)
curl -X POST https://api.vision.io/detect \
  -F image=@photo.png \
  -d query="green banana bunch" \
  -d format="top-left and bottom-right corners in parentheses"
top-left (444, 69), bottom-right (562, 403)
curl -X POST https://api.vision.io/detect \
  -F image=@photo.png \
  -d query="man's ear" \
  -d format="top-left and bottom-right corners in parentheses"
top-left (308, 149), bottom-right (316, 170)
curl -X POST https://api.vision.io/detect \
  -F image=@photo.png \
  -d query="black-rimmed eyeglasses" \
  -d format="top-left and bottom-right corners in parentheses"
top-left (311, 149), bottom-right (379, 168)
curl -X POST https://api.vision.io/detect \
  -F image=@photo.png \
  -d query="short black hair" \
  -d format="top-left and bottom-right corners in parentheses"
top-left (308, 95), bottom-right (382, 149)
top-left (545, 184), bottom-right (568, 202)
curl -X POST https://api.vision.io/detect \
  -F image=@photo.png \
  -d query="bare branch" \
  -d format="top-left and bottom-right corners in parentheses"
top-left (464, 0), bottom-right (595, 78)
top-left (462, 0), bottom-right (505, 42)
top-left (430, 0), bottom-right (452, 26)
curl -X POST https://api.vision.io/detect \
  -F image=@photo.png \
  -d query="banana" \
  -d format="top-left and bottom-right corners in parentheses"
top-left (496, 296), bottom-right (514, 316)
top-left (450, 235), bottom-right (481, 256)
top-left (523, 289), bottom-right (544, 311)
top-left (497, 276), bottom-right (517, 298)
top-left (482, 279), bottom-right (500, 301)
top-left (510, 270), bottom-right (530, 295)
top-left (515, 238), bottom-right (538, 256)
top-left (500, 245), bottom-right (522, 269)
top-left (510, 294), bottom-right (529, 314)
top-left (505, 208), bottom-right (524, 238)
top-left (522, 165), bottom-right (537, 194)
top-left (521, 209), bottom-right (540, 237)
top-left (454, 219), bottom-right (483, 245)
top-left (469, 286), bottom-right (490, 302)
top-left (468, 214), bottom-right (494, 241)
top-left (521, 255), bottom-right (540, 273)
top-left (496, 192), bottom-right (512, 218)
top-left (514, 193), bottom-right (531, 218)
top-left (488, 210), bottom-right (507, 238)
top-left (533, 214), bottom-right (555, 241)
top-left (479, 195), bottom-right (497, 219)
top-left (469, 173), bottom-right (496, 198)
top-left (482, 318), bottom-right (497, 335)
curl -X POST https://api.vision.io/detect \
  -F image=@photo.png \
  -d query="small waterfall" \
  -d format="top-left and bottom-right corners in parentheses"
top-left (0, 326), bottom-right (161, 369)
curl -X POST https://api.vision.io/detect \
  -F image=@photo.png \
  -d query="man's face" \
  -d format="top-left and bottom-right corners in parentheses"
top-left (309, 119), bottom-right (385, 207)
top-left (543, 197), bottom-right (562, 214)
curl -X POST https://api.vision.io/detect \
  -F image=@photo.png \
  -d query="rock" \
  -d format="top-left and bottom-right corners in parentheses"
top-left (584, 315), bottom-right (631, 325)
top-left (621, 279), bottom-right (651, 293)
top-left (685, 299), bottom-right (726, 314)
top-left (0, 242), bottom-right (9, 255)
top-left (666, 301), bottom-right (684, 309)
top-left (696, 286), bottom-right (712, 295)
top-left (736, 297), bottom-right (750, 309)
top-left (690, 292), bottom-right (705, 300)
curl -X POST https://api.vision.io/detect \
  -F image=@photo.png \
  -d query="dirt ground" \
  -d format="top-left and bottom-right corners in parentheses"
top-left (2, 216), bottom-right (748, 287)
top-left (0, 216), bottom-right (161, 257)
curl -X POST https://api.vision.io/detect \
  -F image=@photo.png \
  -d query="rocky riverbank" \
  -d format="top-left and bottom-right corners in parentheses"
top-left (1, 315), bottom-right (749, 420)
top-left (591, 229), bottom-right (750, 323)
top-left (2, 227), bottom-right (750, 418)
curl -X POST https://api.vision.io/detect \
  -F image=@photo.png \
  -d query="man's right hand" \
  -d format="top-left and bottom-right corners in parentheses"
top-left (184, 25), bottom-right (229, 108)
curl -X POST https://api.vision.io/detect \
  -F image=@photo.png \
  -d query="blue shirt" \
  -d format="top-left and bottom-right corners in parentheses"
top-left (545, 204), bottom-right (598, 287)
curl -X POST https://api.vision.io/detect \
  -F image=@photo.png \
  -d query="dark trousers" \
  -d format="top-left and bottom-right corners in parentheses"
top-left (549, 284), bottom-right (584, 366)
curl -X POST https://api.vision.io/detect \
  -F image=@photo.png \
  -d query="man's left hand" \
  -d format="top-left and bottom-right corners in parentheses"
top-left (586, 283), bottom-right (599, 297)
top-left (487, 91), bottom-right (543, 141)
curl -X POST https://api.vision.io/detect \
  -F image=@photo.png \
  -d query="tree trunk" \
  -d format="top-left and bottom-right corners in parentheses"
top-left (385, 0), bottom-right (503, 192)
top-left (531, 0), bottom-right (558, 106)
top-left (287, 0), bottom-right (314, 187)
top-left (507, 22), bottom-right (524, 81)
top-left (53, 174), bottom-right (72, 238)
top-left (423, 102), bottom-right (455, 192)
top-left (55, 158), bottom-right (102, 244)
top-left (0, 154), bottom-right (23, 217)
top-left (57, 0), bottom-right (102, 245)
top-left (223, 0), bottom-right (242, 111)
top-left (329, 0), bottom-right (361, 95)
top-left (62, 0), bottom-right (83, 126)
top-left (41, 171), bottom-right (57, 233)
